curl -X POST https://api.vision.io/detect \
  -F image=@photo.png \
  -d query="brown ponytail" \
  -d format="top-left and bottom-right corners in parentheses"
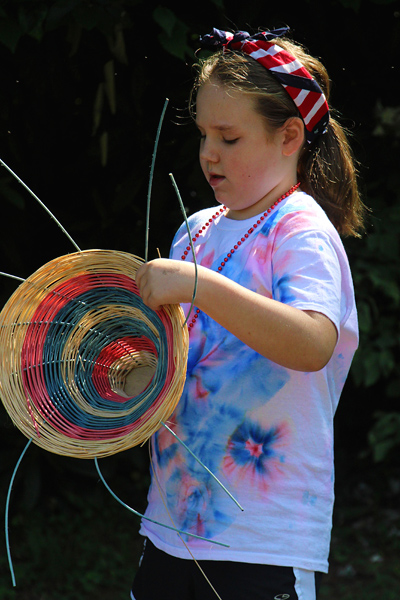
top-left (298, 115), bottom-right (365, 237)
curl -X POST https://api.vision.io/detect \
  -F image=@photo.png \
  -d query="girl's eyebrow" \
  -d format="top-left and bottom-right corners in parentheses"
top-left (196, 122), bottom-right (236, 132)
top-left (214, 124), bottom-right (235, 131)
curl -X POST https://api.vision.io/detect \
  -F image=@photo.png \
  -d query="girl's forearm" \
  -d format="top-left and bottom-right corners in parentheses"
top-left (195, 266), bottom-right (337, 372)
top-left (135, 259), bottom-right (337, 372)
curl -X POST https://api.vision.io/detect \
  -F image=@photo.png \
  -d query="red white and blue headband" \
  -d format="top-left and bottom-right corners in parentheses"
top-left (199, 28), bottom-right (330, 143)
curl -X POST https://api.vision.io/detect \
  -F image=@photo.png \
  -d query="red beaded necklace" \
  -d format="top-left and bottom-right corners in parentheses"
top-left (181, 182), bottom-right (301, 330)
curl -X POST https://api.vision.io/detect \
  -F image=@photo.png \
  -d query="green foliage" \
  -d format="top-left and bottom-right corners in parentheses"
top-left (368, 411), bottom-right (400, 463)
top-left (0, 435), bottom-right (150, 597)
top-left (338, 0), bottom-right (362, 11)
top-left (0, 0), bottom-right (195, 57)
top-left (349, 202), bottom-right (400, 392)
top-left (0, 0), bottom-right (142, 52)
top-left (320, 455), bottom-right (400, 599)
top-left (346, 98), bottom-right (400, 460)
top-left (323, 508), bottom-right (400, 599)
top-left (337, 0), bottom-right (399, 11)
top-left (0, 484), bottom-right (144, 599)
top-left (351, 100), bottom-right (400, 462)
top-left (153, 6), bottom-right (192, 61)
top-left (0, 175), bottom-right (26, 209)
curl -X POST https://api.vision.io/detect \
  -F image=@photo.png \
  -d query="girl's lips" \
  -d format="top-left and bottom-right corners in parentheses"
top-left (209, 174), bottom-right (225, 187)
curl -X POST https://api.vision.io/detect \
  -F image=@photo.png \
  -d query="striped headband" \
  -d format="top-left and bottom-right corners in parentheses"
top-left (199, 28), bottom-right (330, 143)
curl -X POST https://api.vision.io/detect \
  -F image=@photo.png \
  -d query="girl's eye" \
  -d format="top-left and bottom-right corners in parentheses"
top-left (223, 138), bottom-right (239, 145)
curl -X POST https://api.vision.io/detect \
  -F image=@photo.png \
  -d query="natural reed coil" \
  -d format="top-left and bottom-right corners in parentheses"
top-left (0, 250), bottom-right (188, 458)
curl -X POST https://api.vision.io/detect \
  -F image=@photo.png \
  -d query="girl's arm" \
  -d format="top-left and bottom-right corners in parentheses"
top-left (135, 258), bottom-right (338, 372)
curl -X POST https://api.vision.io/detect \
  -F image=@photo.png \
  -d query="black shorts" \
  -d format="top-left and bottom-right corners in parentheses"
top-left (130, 539), bottom-right (323, 600)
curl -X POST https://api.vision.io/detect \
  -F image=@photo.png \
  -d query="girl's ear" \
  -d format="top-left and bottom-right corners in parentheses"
top-left (282, 117), bottom-right (305, 156)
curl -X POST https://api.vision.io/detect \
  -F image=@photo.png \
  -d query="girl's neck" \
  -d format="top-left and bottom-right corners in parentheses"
top-left (224, 181), bottom-right (300, 221)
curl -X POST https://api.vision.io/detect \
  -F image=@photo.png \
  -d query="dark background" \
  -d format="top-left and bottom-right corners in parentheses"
top-left (0, 1), bottom-right (399, 598)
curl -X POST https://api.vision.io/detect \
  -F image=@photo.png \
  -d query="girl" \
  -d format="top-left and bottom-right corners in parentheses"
top-left (132, 27), bottom-right (365, 600)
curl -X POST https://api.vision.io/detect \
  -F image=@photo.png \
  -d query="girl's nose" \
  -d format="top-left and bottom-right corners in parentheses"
top-left (199, 138), bottom-right (219, 163)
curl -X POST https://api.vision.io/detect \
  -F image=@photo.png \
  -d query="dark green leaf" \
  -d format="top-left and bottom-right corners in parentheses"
top-left (337, 0), bottom-right (362, 11)
top-left (0, 177), bottom-right (26, 209)
top-left (153, 6), bottom-right (191, 61)
top-left (0, 16), bottom-right (23, 52)
top-left (45, 0), bottom-right (81, 30)
top-left (153, 5), bottom-right (176, 38)
top-left (357, 301), bottom-right (372, 333)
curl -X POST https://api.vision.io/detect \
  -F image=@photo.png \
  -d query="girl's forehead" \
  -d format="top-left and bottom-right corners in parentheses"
top-left (197, 80), bottom-right (242, 103)
top-left (196, 82), bottom-right (258, 124)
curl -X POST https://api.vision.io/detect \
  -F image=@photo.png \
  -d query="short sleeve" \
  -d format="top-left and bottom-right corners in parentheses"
top-left (272, 224), bottom-right (343, 331)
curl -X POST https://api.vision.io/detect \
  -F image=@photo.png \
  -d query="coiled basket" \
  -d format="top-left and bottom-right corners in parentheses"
top-left (0, 250), bottom-right (189, 458)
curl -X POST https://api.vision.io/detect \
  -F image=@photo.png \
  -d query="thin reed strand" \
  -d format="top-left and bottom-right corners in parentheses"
top-left (161, 421), bottom-right (244, 511)
top-left (148, 445), bottom-right (224, 599)
top-left (0, 272), bottom-right (25, 283)
top-left (5, 438), bottom-right (33, 587)
top-left (145, 99), bottom-right (169, 263)
top-left (94, 457), bottom-right (229, 547)
top-left (0, 158), bottom-right (81, 252)
top-left (169, 173), bottom-right (198, 327)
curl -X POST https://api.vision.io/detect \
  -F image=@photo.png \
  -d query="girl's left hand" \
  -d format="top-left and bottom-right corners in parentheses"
top-left (135, 258), bottom-right (196, 311)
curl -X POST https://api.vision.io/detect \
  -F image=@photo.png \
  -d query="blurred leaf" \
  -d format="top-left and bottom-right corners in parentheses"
top-left (363, 350), bottom-right (383, 387)
top-left (100, 131), bottom-right (109, 167)
top-left (367, 270), bottom-right (400, 305)
top-left (0, 15), bottom-right (23, 52)
top-left (108, 27), bottom-right (129, 65)
top-left (45, 0), bottom-right (82, 30)
top-left (338, 0), bottom-right (362, 11)
top-left (65, 18), bottom-right (83, 54)
top-left (18, 4), bottom-right (47, 42)
top-left (373, 102), bottom-right (400, 138)
top-left (92, 82), bottom-right (105, 135)
top-left (0, 178), bottom-right (26, 209)
top-left (357, 300), bottom-right (372, 334)
top-left (73, 4), bottom-right (106, 31)
top-left (153, 5), bottom-right (176, 37)
top-left (386, 376), bottom-right (400, 398)
top-left (153, 6), bottom-right (191, 61)
top-left (368, 412), bottom-right (400, 462)
top-left (104, 59), bottom-right (116, 115)
top-left (371, 0), bottom-right (400, 4)
top-left (378, 349), bottom-right (396, 378)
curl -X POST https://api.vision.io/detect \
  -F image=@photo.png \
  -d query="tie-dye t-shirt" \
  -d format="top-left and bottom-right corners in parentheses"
top-left (139, 191), bottom-right (358, 573)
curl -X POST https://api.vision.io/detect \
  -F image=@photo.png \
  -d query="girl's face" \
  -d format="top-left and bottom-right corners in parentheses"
top-left (196, 80), bottom-right (296, 220)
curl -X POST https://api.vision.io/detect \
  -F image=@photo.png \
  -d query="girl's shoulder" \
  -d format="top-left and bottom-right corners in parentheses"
top-left (187, 205), bottom-right (220, 226)
top-left (275, 191), bottom-right (340, 238)
top-left (173, 205), bottom-right (221, 241)
top-left (280, 190), bottom-right (329, 218)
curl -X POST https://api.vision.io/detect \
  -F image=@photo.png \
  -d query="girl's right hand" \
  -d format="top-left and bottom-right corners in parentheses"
top-left (135, 258), bottom-right (197, 311)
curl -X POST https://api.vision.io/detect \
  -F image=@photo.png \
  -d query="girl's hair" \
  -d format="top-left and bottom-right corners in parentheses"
top-left (191, 38), bottom-right (365, 237)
